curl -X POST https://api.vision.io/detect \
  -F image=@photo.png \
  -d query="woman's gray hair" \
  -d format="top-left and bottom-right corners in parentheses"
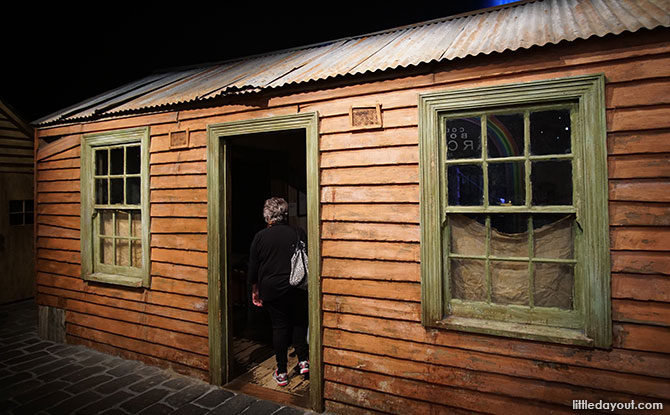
top-left (263, 197), bottom-right (288, 225)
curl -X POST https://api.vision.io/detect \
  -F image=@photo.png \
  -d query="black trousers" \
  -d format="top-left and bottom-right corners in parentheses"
top-left (263, 288), bottom-right (309, 373)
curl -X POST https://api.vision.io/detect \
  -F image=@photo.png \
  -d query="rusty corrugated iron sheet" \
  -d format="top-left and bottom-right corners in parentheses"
top-left (36, 0), bottom-right (670, 125)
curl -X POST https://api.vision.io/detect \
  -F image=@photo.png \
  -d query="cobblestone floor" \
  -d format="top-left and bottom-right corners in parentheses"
top-left (0, 299), bottom-right (317, 415)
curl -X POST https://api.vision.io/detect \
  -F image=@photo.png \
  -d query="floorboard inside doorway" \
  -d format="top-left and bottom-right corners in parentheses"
top-left (227, 338), bottom-right (309, 408)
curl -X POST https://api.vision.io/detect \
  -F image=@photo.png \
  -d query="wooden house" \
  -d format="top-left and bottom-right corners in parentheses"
top-left (33, 0), bottom-right (670, 413)
top-left (1, 98), bottom-right (34, 304)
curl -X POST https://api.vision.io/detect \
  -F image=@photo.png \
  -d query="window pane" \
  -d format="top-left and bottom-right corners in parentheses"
top-left (530, 109), bottom-right (571, 155)
top-left (451, 259), bottom-right (486, 301)
top-left (116, 239), bottom-right (130, 267)
top-left (534, 263), bottom-right (573, 310)
top-left (110, 148), bottom-right (124, 175)
top-left (100, 211), bottom-right (113, 236)
top-left (116, 212), bottom-right (130, 236)
top-left (110, 179), bottom-right (124, 204)
top-left (126, 177), bottom-right (141, 205)
top-left (448, 164), bottom-right (483, 206)
top-left (95, 179), bottom-right (109, 205)
top-left (446, 117), bottom-right (481, 160)
top-left (487, 113), bottom-right (524, 158)
top-left (9, 200), bottom-right (23, 212)
top-left (9, 213), bottom-right (23, 226)
top-left (95, 149), bottom-right (108, 175)
top-left (131, 212), bottom-right (142, 237)
top-left (25, 200), bottom-right (34, 212)
top-left (490, 214), bottom-right (528, 257)
top-left (531, 160), bottom-right (572, 205)
top-left (101, 238), bottom-right (114, 264)
top-left (24, 213), bottom-right (34, 225)
top-left (132, 240), bottom-right (143, 268)
top-left (449, 214), bottom-right (486, 256)
top-left (488, 162), bottom-right (525, 206)
top-left (491, 261), bottom-right (529, 306)
top-left (126, 146), bottom-right (141, 174)
top-left (533, 214), bottom-right (573, 259)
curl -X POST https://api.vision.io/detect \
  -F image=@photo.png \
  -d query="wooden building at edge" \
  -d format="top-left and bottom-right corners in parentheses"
top-left (32, 1), bottom-right (670, 413)
top-left (1, 98), bottom-right (35, 304)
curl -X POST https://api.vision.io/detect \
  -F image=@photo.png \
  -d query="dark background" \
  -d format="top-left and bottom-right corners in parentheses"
top-left (0, 1), bottom-right (515, 123)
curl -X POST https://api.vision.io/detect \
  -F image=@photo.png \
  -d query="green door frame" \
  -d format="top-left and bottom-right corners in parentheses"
top-left (206, 112), bottom-right (322, 411)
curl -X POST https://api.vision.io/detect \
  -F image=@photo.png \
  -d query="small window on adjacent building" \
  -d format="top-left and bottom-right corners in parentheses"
top-left (419, 75), bottom-right (611, 348)
top-left (9, 200), bottom-right (34, 226)
top-left (81, 127), bottom-right (150, 287)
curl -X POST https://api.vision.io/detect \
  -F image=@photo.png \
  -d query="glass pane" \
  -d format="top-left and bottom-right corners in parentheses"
top-left (131, 212), bottom-right (142, 237)
top-left (131, 240), bottom-right (143, 268)
top-left (101, 238), bottom-right (114, 264)
top-left (451, 259), bottom-right (486, 301)
top-left (24, 213), bottom-right (34, 225)
top-left (100, 211), bottom-right (113, 236)
top-left (24, 200), bottom-right (34, 212)
top-left (95, 179), bottom-right (108, 205)
top-left (534, 263), bottom-right (573, 309)
top-left (110, 179), bottom-right (124, 204)
top-left (449, 214), bottom-right (485, 256)
top-left (446, 117), bottom-right (481, 160)
top-left (448, 164), bottom-right (483, 206)
top-left (9, 200), bottom-right (23, 212)
top-left (491, 261), bottom-right (529, 306)
top-left (110, 148), bottom-right (124, 175)
top-left (533, 214), bottom-right (574, 259)
top-left (126, 177), bottom-right (141, 205)
top-left (116, 239), bottom-right (130, 267)
top-left (9, 213), bottom-right (23, 226)
top-left (490, 214), bottom-right (528, 257)
top-left (126, 146), bottom-right (141, 174)
top-left (487, 113), bottom-right (524, 158)
top-left (530, 109), bottom-right (571, 155)
top-left (116, 212), bottom-right (130, 236)
top-left (531, 160), bottom-right (572, 205)
top-left (488, 162), bottom-right (525, 206)
top-left (95, 149), bottom-right (108, 175)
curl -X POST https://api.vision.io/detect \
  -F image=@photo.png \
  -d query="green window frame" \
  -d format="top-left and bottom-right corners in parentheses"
top-left (81, 127), bottom-right (151, 287)
top-left (419, 75), bottom-right (611, 347)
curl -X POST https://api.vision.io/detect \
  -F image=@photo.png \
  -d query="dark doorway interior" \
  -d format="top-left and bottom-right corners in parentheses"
top-left (225, 129), bottom-right (309, 407)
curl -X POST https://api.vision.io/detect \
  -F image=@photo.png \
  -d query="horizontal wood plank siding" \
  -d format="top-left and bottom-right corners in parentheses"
top-left (0, 104), bottom-right (33, 174)
top-left (34, 28), bottom-right (670, 413)
top-left (35, 124), bottom-right (210, 381)
top-left (315, 29), bottom-right (670, 414)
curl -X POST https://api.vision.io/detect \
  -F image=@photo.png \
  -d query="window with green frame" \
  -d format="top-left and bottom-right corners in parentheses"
top-left (419, 75), bottom-right (611, 347)
top-left (81, 127), bottom-right (150, 287)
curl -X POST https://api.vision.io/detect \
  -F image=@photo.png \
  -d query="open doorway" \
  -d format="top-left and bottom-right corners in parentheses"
top-left (223, 129), bottom-right (310, 407)
top-left (207, 113), bottom-right (322, 412)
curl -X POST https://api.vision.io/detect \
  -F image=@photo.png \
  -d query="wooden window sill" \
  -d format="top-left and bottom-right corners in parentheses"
top-left (85, 272), bottom-right (144, 288)
top-left (433, 315), bottom-right (594, 347)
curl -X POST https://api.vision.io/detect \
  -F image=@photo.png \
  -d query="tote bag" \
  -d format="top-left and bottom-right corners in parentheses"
top-left (289, 229), bottom-right (308, 290)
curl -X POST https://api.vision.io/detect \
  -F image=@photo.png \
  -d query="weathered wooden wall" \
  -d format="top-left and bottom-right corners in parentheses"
top-left (34, 27), bottom-right (670, 412)
top-left (34, 122), bottom-right (211, 380)
top-left (314, 29), bottom-right (670, 414)
top-left (0, 100), bottom-right (33, 175)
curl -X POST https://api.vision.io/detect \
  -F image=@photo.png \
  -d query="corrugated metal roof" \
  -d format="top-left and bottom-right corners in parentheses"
top-left (36, 0), bottom-right (670, 125)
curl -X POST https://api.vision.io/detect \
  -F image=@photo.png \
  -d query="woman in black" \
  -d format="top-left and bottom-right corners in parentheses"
top-left (248, 197), bottom-right (309, 386)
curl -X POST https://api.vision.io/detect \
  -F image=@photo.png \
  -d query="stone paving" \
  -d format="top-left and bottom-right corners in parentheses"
top-left (0, 299), bottom-right (317, 415)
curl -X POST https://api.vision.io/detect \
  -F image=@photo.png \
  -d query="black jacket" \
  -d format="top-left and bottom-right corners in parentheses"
top-left (248, 222), bottom-right (307, 301)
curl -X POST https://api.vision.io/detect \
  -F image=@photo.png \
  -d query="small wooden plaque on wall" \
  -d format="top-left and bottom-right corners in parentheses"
top-left (169, 129), bottom-right (190, 149)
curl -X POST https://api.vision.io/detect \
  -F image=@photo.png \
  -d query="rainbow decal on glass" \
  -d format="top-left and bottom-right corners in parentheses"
top-left (486, 115), bottom-right (524, 205)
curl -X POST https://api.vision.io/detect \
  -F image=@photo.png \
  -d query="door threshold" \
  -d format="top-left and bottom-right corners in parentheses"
top-left (226, 377), bottom-right (309, 408)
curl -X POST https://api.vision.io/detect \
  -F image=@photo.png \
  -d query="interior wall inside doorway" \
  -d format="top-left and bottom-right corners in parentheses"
top-left (228, 129), bottom-right (307, 258)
